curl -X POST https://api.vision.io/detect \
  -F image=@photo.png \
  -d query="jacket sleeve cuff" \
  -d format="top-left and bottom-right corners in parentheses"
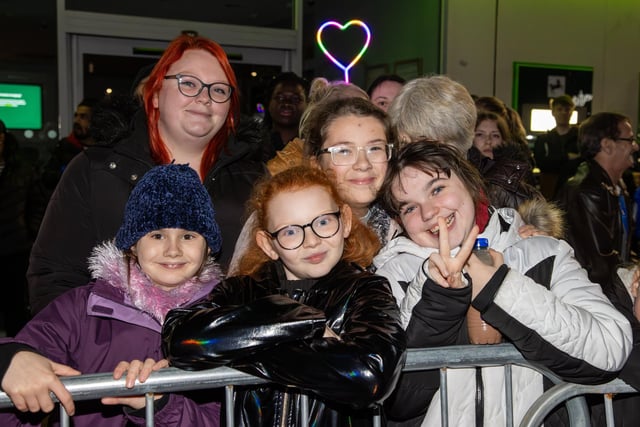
top-left (471, 264), bottom-right (509, 313)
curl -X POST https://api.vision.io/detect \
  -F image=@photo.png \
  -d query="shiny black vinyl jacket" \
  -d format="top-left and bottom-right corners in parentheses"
top-left (162, 260), bottom-right (407, 427)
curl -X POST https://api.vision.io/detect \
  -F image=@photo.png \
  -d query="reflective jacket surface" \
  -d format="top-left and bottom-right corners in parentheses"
top-left (163, 260), bottom-right (406, 427)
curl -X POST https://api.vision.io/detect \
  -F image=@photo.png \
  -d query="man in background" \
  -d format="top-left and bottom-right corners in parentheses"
top-left (534, 94), bottom-right (580, 199)
top-left (557, 111), bottom-right (640, 426)
top-left (367, 74), bottom-right (405, 112)
top-left (49, 98), bottom-right (98, 178)
top-left (261, 72), bottom-right (308, 162)
top-left (557, 112), bottom-right (637, 286)
top-left (30, 98), bottom-right (98, 234)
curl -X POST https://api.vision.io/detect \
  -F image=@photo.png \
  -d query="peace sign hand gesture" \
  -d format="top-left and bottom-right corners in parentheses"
top-left (426, 217), bottom-right (478, 289)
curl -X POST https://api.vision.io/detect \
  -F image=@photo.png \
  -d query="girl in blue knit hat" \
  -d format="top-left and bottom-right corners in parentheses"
top-left (0, 163), bottom-right (222, 426)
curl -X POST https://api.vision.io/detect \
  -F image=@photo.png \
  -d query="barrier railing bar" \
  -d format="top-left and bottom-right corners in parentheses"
top-left (0, 345), bottom-right (636, 427)
top-left (402, 344), bottom-right (526, 371)
top-left (0, 366), bottom-right (267, 408)
top-left (519, 378), bottom-right (636, 427)
top-left (404, 344), bottom-right (589, 427)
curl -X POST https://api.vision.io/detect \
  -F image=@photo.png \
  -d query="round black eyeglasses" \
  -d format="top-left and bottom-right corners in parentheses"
top-left (164, 74), bottom-right (234, 103)
top-left (267, 211), bottom-right (341, 250)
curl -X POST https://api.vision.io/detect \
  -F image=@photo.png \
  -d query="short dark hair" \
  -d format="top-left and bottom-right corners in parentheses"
top-left (366, 74), bottom-right (406, 97)
top-left (380, 141), bottom-right (486, 218)
top-left (578, 112), bottom-right (630, 159)
top-left (549, 95), bottom-right (575, 109)
top-left (266, 72), bottom-right (309, 103)
top-left (78, 97), bottom-right (99, 110)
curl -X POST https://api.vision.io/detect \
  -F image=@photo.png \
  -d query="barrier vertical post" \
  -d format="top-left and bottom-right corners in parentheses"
top-left (300, 394), bottom-right (309, 426)
top-left (505, 364), bottom-right (513, 427)
top-left (60, 405), bottom-right (70, 427)
top-left (225, 385), bottom-right (235, 426)
top-left (145, 393), bottom-right (155, 427)
top-left (440, 367), bottom-right (449, 427)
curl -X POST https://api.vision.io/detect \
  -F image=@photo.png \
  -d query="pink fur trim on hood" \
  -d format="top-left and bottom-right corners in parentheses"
top-left (88, 240), bottom-right (222, 323)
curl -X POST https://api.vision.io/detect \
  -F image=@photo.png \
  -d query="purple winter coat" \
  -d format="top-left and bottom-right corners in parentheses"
top-left (0, 242), bottom-right (221, 426)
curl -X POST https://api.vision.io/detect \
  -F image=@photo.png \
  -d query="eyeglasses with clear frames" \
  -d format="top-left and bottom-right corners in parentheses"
top-left (267, 211), bottom-right (341, 250)
top-left (164, 74), bottom-right (234, 103)
top-left (318, 143), bottom-right (394, 166)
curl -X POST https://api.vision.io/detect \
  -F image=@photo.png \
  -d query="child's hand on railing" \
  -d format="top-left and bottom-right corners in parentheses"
top-left (1, 351), bottom-right (80, 415)
top-left (101, 358), bottom-right (168, 410)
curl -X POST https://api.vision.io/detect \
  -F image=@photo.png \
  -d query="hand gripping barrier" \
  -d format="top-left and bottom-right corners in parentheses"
top-left (0, 344), bottom-right (636, 426)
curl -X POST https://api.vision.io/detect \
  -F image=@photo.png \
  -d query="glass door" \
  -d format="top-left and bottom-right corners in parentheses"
top-left (65, 34), bottom-right (290, 129)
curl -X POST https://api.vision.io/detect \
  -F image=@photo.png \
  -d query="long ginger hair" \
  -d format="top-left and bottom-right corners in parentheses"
top-left (235, 166), bottom-right (380, 277)
top-left (142, 34), bottom-right (239, 179)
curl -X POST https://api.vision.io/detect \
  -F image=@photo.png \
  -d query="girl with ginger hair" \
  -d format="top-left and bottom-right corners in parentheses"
top-left (163, 166), bottom-right (406, 426)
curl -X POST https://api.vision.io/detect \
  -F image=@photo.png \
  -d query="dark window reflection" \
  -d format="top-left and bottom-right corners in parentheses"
top-left (83, 54), bottom-right (283, 117)
top-left (65, 0), bottom-right (294, 29)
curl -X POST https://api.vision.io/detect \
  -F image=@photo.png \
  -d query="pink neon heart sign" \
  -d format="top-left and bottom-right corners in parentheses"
top-left (316, 20), bottom-right (371, 83)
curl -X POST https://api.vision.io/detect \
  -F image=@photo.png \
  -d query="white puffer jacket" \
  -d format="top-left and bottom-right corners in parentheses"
top-left (373, 207), bottom-right (632, 427)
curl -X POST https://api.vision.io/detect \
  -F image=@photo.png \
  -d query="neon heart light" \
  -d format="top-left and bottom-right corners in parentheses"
top-left (316, 20), bottom-right (371, 83)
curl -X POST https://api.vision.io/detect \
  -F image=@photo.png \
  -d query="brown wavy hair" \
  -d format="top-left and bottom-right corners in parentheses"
top-left (475, 111), bottom-right (512, 143)
top-left (142, 34), bottom-right (239, 179)
top-left (235, 166), bottom-right (380, 277)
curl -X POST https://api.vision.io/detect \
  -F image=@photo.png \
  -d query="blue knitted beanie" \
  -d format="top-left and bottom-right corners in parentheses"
top-left (115, 164), bottom-right (222, 253)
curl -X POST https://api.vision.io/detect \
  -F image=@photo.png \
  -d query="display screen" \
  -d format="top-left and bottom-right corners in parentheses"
top-left (530, 108), bottom-right (578, 132)
top-left (0, 83), bottom-right (43, 129)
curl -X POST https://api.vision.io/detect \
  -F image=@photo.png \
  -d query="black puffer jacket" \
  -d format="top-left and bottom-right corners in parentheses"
top-left (0, 142), bottom-right (36, 256)
top-left (468, 142), bottom-right (542, 210)
top-left (163, 260), bottom-right (407, 427)
top-left (27, 111), bottom-right (266, 313)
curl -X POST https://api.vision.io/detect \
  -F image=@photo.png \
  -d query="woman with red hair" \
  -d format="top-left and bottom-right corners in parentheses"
top-left (28, 34), bottom-right (265, 313)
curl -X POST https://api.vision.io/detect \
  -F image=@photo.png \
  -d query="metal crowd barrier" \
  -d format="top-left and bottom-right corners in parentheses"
top-left (0, 344), bottom-right (636, 426)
